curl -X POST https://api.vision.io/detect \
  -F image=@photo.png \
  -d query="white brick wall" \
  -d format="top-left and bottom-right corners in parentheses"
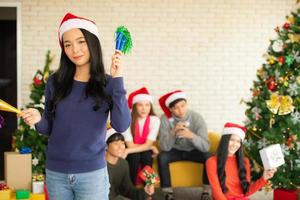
top-left (20, 0), bottom-right (297, 132)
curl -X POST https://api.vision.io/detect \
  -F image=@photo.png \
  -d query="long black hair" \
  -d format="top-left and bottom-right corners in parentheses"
top-left (130, 103), bottom-right (156, 138)
top-left (49, 29), bottom-right (111, 118)
top-left (216, 134), bottom-right (250, 194)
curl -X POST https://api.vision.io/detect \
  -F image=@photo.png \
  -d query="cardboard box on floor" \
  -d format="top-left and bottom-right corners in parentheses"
top-left (4, 152), bottom-right (32, 191)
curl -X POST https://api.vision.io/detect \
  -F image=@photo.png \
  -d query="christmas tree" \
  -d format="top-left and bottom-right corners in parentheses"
top-left (14, 51), bottom-right (53, 174)
top-left (244, 8), bottom-right (300, 190)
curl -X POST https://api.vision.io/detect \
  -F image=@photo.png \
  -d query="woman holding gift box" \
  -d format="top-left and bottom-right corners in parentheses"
top-left (21, 13), bottom-right (130, 200)
top-left (206, 122), bottom-right (277, 200)
top-left (123, 87), bottom-right (160, 184)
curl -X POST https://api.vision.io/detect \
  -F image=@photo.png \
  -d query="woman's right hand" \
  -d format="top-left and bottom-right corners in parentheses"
top-left (262, 168), bottom-right (277, 180)
top-left (20, 108), bottom-right (41, 126)
top-left (144, 184), bottom-right (155, 196)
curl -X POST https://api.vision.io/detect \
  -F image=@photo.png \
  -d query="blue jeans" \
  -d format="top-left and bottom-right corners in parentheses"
top-left (46, 167), bottom-right (110, 200)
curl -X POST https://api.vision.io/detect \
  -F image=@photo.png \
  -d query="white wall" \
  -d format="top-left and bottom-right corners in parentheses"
top-left (20, 0), bottom-right (298, 132)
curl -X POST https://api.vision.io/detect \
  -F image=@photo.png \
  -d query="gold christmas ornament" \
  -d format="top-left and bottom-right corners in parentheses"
top-left (256, 68), bottom-right (264, 78)
top-left (279, 77), bottom-right (284, 83)
top-left (253, 160), bottom-right (262, 173)
top-left (264, 182), bottom-right (273, 192)
top-left (43, 71), bottom-right (49, 83)
top-left (279, 75), bottom-right (290, 84)
top-left (268, 56), bottom-right (275, 65)
top-left (269, 117), bottom-right (276, 128)
top-left (296, 76), bottom-right (300, 84)
top-left (287, 15), bottom-right (295, 24)
top-left (266, 93), bottom-right (294, 115)
top-left (288, 33), bottom-right (300, 43)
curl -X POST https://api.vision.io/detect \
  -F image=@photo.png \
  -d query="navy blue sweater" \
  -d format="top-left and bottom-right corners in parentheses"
top-left (36, 75), bottom-right (130, 173)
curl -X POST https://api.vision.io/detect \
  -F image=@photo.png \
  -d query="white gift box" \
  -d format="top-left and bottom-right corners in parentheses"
top-left (259, 144), bottom-right (285, 170)
top-left (32, 181), bottom-right (44, 194)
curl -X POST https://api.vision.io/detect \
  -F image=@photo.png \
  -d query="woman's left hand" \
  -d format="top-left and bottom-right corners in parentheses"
top-left (263, 168), bottom-right (277, 180)
top-left (150, 145), bottom-right (159, 158)
top-left (110, 50), bottom-right (123, 78)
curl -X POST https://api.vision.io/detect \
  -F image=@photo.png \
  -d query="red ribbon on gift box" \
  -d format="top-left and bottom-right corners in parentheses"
top-left (0, 183), bottom-right (9, 190)
top-left (138, 165), bottom-right (160, 185)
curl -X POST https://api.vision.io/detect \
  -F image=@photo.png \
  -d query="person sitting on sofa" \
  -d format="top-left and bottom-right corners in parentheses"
top-left (106, 131), bottom-right (164, 200)
top-left (124, 87), bottom-right (160, 184)
top-left (157, 90), bottom-right (211, 200)
top-left (206, 122), bottom-right (277, 200)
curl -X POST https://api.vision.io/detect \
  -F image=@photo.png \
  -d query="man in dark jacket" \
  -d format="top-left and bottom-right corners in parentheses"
top-left (106, 132), bottom-right (163, 200)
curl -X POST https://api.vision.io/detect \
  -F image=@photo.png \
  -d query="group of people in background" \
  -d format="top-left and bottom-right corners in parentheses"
top-left (19, 12), bottom-right (277, 200)
top-left (105, 87), bottom-right (211, 200)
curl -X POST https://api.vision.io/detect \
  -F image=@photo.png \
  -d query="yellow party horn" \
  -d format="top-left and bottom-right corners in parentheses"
top-left (0, 99), bottom-right (22, 114)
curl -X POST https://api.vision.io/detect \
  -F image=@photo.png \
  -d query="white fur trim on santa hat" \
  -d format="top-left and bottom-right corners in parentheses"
top-left (223, 127), bottom-right (245, 141)
top-left (165, 92), bottom-right (186, 107)
top-left (132, 94), bottom-right (153, 105)
top-left (59, 18), bottom-right (99, 41)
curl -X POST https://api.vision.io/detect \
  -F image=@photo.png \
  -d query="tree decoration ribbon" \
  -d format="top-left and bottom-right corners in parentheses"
top-left (266, 93), bottom-right (294, 115)
top-left (138, 165), bottom-right (160, 185)
top-left (20, 147), bottom-right (32, 154)
top-left (0, 99), bottom-right (22, 114)
top-left (0, 114), bottom-right (4, 128)
top-left (32, 174), bottom-right (45, 182)
top-left (0, 183), bottom-right (9, 190)
top-left (288, 33), bottom-right (300, 43)
top-left (115, 26), bottom-right (133, 54)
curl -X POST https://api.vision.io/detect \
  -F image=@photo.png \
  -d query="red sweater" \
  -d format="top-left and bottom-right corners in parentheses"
top-left (206, 155), bottom-right (267, 200)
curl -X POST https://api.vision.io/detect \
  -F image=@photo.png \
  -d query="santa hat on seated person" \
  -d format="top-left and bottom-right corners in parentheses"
top-left (127, 87), bottom-right (153, 109)
top-left (222, 122), bottom-right (247, 141)
top-left (158, 90), bottom-right (187, 121)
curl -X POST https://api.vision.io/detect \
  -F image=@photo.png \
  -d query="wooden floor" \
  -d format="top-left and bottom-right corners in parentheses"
top-left (173, 187), bottom-right (273, 200)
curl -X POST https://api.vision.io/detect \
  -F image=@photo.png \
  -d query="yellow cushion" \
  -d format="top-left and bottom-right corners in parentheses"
top-left (208, 131), bottom-right (221, 153)
top-left (154, 131), bottom-right (221, 187)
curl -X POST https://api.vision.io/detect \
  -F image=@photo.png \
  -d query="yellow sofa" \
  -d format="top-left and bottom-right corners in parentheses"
top-left (153, 131), bottom-right (221, 187)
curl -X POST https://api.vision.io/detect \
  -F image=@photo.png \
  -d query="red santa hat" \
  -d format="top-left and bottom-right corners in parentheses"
top-left (222, 122), bottom-right (246, 141)
top-left (128, 87), bottom-right (153, 109)
top-left (58, 12), bottom-right (100, 47)
top-left (158, 90), bottom-right (187, 118)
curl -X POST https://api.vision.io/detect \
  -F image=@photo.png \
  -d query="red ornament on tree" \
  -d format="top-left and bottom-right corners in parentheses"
top-left (33, 71), bottom-right (43, 86)
top-left (33, 78), bottom-right (42, 86)
top-left (266, 77), bottom-right (277, 91)
top-left (252, 89), bottom-right (261, 97)
top-left (283, 22), bottom-right (290, 30)
top-left (287, 134), bottom-right (296, 148)
top-left (278, 56), bottom-right (285, 65)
